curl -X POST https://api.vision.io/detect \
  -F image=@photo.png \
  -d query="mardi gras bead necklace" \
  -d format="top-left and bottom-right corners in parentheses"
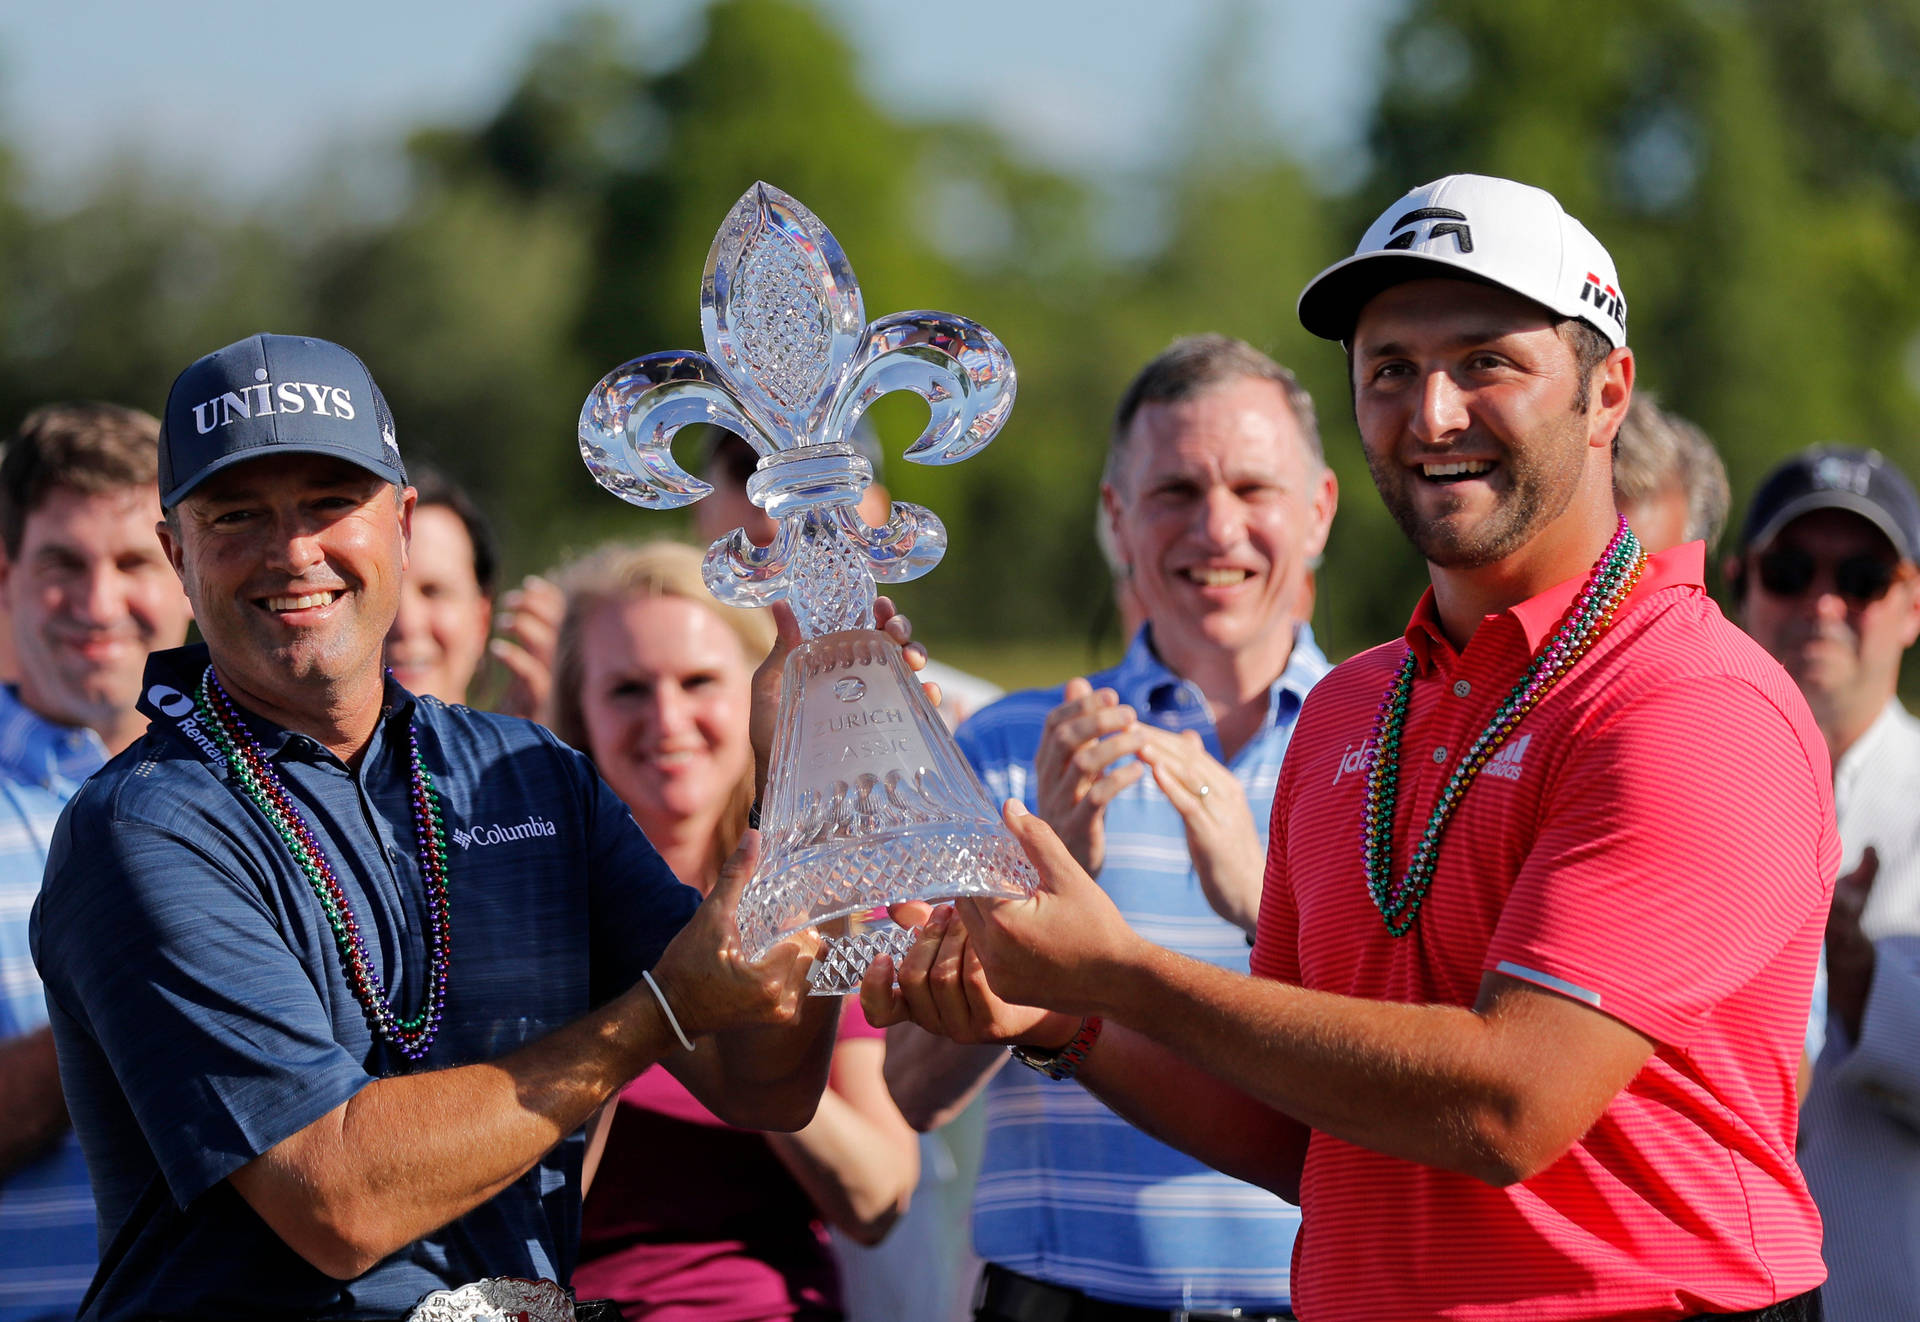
top-left (196, 665), bottom-right (452, 1060)
top-left (1362, 516), bottom-right (1645, 937)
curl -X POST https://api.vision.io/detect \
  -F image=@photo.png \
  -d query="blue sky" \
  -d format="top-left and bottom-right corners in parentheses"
top-left (0, 1), bottom-right (1400, 207)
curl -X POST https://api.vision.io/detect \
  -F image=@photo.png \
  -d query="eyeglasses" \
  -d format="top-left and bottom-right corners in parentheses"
top-left (1754, 547), bottom-right (1899, 606)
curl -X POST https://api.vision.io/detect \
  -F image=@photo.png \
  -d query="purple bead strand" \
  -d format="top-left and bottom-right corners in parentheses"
top-left (1360, 517), bottom-right (1646, 936)
top-left (194, 666), bottom-right (452, 1061)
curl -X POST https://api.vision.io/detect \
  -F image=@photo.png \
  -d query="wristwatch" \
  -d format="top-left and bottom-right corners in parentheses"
top-left (1008, 1016), bottom-right (1103, 1081)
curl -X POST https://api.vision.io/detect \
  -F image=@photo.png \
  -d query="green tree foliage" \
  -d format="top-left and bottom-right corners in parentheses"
top-left (6, 0), bottom-right (1920, 678)
top-left (1369, 0), bottom-right (1920, 520)
top-left (388, 0), bottom-right (1124, 643)
top-left (0, 170), bottom-right (299, 445)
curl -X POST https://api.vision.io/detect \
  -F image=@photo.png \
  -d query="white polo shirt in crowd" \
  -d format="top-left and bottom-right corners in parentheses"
top-left (1800, 697), bottom-right (1920, 1322)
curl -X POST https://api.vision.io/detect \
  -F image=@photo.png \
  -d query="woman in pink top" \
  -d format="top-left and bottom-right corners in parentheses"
top-left (553, 541), bottom-right (919, 1321)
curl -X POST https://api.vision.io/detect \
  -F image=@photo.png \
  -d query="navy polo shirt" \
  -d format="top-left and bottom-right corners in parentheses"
top-left (30, 645), bottom-right (700, 1321)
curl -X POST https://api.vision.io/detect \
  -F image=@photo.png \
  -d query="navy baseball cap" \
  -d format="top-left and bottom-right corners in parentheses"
top-left (1740, 446), bottom-right (1920, 563)
top-left (159, 333), bottom-right (406, 507)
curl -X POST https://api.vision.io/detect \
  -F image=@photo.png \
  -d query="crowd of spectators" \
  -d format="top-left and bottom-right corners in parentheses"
top-left (0, 172), bottom-right (1915, 1322)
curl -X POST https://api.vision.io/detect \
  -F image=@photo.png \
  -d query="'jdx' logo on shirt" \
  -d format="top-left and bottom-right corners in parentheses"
top-left (451, 816), bottom-right (558, 850)
top-left (1331, 737), bottom-right (1377, 787)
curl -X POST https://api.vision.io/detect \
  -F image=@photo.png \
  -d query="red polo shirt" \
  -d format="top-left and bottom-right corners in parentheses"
top-left (1252, 543), bottom-right (1834, 1321)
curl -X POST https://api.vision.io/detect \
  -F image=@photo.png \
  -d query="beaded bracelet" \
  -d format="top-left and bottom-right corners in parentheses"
top-left (642, 970), bottom-right (696, 1052)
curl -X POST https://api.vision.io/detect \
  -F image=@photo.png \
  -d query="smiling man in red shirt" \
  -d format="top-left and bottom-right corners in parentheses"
top-left (867, 175), bottom-right (1835, 1322)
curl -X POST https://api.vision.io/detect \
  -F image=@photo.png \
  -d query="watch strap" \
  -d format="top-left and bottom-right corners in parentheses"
top-left (1009, 1015), bottom-right (1103, 1081)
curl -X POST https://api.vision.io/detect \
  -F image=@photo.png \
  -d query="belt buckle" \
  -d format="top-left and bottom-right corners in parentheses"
top-left (407, 1277), bottom-right (576, 1322)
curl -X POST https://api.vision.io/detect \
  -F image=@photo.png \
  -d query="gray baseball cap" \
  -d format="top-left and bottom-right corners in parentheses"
top-left (159, 333), bottom-right (406, 507)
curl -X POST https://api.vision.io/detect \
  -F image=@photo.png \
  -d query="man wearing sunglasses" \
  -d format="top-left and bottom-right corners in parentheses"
top-left (1731, 446), bottom-right (1920, 1322)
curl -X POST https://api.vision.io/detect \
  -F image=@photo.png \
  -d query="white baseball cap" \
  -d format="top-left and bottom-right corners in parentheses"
top-left (1297, 174), bottom-right (1627, 349)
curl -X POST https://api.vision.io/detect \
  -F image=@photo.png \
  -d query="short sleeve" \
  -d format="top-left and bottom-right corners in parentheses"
top-left (34, 810), bottom-right (371, 1207)
top-left (1486, 677), bottom-right (1837, 1047)
top-left (577, 754), bottom-right (702, 1005)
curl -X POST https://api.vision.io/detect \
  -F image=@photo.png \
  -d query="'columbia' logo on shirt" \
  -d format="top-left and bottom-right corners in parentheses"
top-left (451, 816), bottom-right (558, 850)
top-left (1483, 733), bottom-right (1533, 782)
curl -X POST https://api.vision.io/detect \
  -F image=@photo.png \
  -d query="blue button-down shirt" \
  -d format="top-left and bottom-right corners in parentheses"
top-left (0, 687), bottom-right (108, 1322)
top-left (31, 645), bottom-right (699, 1322)
top-left (954, 626), bottom-right (1329, 1311)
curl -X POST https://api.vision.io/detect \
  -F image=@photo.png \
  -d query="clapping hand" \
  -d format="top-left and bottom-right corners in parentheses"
top-left (1034, 679), bottom-right (1150, 876)
top-left (1136, 728), bottom-right (1265, 933)
top-left (1826, 847), bottom-right (1880, 1042)
top-left (491, 575), bottom-right (565, 723)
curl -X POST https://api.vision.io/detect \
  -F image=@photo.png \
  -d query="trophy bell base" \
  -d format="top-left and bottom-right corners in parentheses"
top-left (739, 821), bottom-right (1037, 995)
top-left (737, 626), bottom-right (1039, 994)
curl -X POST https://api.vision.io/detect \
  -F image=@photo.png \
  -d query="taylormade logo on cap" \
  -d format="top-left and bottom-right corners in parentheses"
top-left (1297, 174), bottom-right (1628, 349)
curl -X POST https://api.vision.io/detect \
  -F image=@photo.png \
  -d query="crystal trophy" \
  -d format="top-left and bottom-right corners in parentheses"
top-left (578, 181), bottom-right (1037, 993)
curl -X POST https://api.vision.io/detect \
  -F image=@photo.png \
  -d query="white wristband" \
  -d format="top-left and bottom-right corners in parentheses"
top-left (642, 970), bottom-right (696, 1052)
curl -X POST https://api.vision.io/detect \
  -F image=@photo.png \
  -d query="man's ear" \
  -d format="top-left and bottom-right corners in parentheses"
top-left (1099, 483), bottom-right (1129, 577)
top-left (398, 485), bottom-right (417, 573)
top-left (1306, 465), bottom-right (1339, 562)
top-left (1592, 347), bottom-right (1634, 450)
top-left (156, 516), bottom-right (187, 584)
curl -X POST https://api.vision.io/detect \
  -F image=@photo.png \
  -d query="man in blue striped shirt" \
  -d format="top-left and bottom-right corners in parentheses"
top-left (0, 404), bottom-right (193, 1321)
top-left (881, 336), bottom-right (1337, 1321)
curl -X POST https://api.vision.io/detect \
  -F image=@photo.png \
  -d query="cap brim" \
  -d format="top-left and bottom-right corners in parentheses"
top-left (161, 437), bottom-right (407, 508)
top-left (1302, 250), bottom-right (1550, 343)
top-left (1746, 490), bottom-right (1916, 563)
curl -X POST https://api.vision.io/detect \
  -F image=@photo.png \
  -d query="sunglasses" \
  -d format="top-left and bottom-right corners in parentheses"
top-left (1754, 547), bottom-right (1899, 606)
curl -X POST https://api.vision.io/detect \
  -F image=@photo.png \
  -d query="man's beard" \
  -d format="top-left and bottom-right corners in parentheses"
top-left (1366, 418), bottom-right (1587, 569)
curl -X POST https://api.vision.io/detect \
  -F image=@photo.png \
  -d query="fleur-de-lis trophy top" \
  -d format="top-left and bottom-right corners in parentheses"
top-left (579, 182), bottom-right (1036, 993)
top-left (579, 181), bottom-right (1016, 636)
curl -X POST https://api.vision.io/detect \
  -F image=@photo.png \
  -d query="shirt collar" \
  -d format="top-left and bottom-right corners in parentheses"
top-left (139, 642), bottom-right (419, 767)
top-left (0, 685), bottom-right (108, 791)
top-left (1117, 622), bottom-right (1330, 730)
top-left (1402, 540), bottom-right (1706, 675)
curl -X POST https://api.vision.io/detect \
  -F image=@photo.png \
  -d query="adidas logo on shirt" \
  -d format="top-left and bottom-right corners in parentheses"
top-left (1483, 733), bottom-right (1533, 783)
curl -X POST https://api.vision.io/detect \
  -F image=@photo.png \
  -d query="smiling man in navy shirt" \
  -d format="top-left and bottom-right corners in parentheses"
top-left (30, 334), bottom-right (852, 1321)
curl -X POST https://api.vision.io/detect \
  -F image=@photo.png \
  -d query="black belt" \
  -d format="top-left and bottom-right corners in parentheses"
top-left (1685, 1289), bottom-right (1821, 1322)
top-left (975, 1263), bottom-right (1294, 1322)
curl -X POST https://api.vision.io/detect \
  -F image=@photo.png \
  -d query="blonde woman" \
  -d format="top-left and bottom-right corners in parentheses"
top-left (554, 541), bottom-right (918, 1322)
